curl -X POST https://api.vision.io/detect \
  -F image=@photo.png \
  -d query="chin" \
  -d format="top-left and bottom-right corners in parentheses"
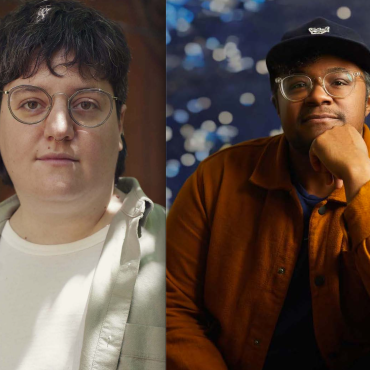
top-left (22, 176), bottom-right (84, 202)
top-left (291, 125), bottom-right (336, 154)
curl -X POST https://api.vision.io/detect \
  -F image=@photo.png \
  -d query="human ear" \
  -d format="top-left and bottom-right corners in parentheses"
top-left (118, 104), bottom-right (127, 151)
top-left (365, 94), bottom-right (370, 117)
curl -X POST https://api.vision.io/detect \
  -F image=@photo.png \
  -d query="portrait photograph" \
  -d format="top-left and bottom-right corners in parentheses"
top-left (0, 1), bottom-right (165, 369)
top-left (167, 1), bottom-right (370, 369)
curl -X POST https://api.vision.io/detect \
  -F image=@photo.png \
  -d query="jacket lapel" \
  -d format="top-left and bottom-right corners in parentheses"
top-left (80, 178), bottom-right (153, 370)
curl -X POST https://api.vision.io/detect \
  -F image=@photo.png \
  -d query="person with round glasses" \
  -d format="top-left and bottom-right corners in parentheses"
top-left (2, 85), bottom-right (121, 128)
top-left (0, 1), bottom-right (165, 370)
top-left (167, 17), bottom-right (370, 370)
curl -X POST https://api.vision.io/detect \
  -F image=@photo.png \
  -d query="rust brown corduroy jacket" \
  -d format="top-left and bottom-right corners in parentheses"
top-left (166, 125), bottom-right (370, 370)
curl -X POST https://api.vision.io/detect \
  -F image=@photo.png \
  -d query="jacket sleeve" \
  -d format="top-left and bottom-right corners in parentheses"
top-left (166, 165), bottom-right (228, 370)
top-left (341, 180), bottom-right (370, 335)
top-left (343, 180), bottom-right (370, 295)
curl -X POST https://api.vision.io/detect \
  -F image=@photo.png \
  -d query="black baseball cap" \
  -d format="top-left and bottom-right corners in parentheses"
top-left (266, 17), bottom-right (370, 74)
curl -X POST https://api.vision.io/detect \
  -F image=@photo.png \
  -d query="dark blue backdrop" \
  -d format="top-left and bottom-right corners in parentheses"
top-left (166, 0), bottom-right (370, 208)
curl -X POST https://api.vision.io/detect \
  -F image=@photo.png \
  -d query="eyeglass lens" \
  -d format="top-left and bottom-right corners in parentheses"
top-left (9, 86), bottom-right (112, 127)
top-left (282, 71), bottom-right (355, 101)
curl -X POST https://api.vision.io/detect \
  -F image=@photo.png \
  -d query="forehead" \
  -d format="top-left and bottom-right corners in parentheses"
top-left (5, 52), bottom-right (113, 94)
top-left (291, 55), bottom-right (362, 75)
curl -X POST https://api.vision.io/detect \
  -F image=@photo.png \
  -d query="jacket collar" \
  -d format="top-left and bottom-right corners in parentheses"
top-left (80, 177), bottom-right (153, 370)
top-left (249, 133), bottom-right (293, 192)
top-left (249, 124), bottom-right (370, 205)
top-left (117, 177), bottom-right (153, 229)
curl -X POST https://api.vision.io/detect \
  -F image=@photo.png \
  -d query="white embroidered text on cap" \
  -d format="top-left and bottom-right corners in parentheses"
top-left (308, 27), bottom-right (330, 35)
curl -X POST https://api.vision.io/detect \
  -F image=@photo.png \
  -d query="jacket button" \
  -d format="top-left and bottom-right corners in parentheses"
top-left (254, 339), bottom-right (260, 345)
top-left (318, 205), bottom-right (326, 215)
top-left (277, 267), bottom-right (285, 274)
top-left (315, 275), bottom-right (325, 286)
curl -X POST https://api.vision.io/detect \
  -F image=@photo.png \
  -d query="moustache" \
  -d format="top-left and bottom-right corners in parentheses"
top-left (298, 109), bottom-right (346, 124)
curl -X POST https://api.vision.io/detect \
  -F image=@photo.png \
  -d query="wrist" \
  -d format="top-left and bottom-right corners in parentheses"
top-left (343, 159), bottom-right (370, 203)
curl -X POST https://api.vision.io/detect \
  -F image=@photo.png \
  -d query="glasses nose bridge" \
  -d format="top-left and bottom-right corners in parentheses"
top-left (307, 75), bottom-right (329, 98)
top-left (310, 75), bottom-right (325, 88)
top-left (314, 76), bottom-right (324, 86)
top-left (43, 92), bottom-right (72, 127)
top-left (50, 91), bottom-right (70, 108)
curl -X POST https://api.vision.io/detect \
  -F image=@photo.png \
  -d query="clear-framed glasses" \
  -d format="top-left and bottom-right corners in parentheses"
top-left (0, 85), bottom-right (121, 128)
top-left (275, 70), bottom-right (363, 102)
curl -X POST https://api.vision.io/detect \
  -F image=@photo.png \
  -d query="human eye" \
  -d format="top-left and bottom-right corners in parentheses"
top-left (327, 72), bottom-right (352, 88)
top-left (330, 79), bottom-right (349, 86)
top-left (12, 87), bottom-right (49, 112)
top-left (20, 99), bottom-right (46, 111)
top-left (72, 98), bottom-right (99, 111)
top-left (286, 77), bottom-right (308, 91)
top-left (291, 82), bottom-right (307, 89)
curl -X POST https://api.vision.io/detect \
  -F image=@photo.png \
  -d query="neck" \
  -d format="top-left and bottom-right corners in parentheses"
top-left (289, 144), bottom-right (336, 198)
top-left (9, 185), bottom-right (124, 245)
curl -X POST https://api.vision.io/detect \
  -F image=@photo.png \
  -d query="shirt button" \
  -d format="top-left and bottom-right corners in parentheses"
top-left (318, 205), bottom-right (326, 215)
top-left (277, 267), bottom-right (285, 274)
top-left (254, 339), bottom-right (260, 345)
top-left (315, 275), bottom-right (325, 286)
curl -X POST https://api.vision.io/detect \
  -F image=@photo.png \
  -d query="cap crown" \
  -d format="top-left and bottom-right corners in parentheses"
top-left (281, 17), bottom-right (365, 45)
top-left (266, 17), bottom-right (370, 75)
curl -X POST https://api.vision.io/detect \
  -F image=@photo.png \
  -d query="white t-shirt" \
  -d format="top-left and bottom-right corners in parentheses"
top-left (0, 221), bottom-right (109, 370)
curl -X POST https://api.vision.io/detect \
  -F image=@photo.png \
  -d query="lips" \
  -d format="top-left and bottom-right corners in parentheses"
top-left (302, 114), bottom-right (339, 123)
top-left (37, 153), bottom-right (78, 161)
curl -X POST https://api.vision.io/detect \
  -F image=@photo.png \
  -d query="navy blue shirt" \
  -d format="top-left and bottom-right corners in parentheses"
top-left (263, 179), bottom-right (327, 370)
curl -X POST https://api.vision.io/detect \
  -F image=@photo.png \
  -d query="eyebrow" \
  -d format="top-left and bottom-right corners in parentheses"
top-left (70, 86), bottom-right (101, 91)
top-left (290, 67), bottom-right (351, 75)
top-left (49, 85), bottom-right (101, 91)
top-left (9, 85), bottom-right (102, 93)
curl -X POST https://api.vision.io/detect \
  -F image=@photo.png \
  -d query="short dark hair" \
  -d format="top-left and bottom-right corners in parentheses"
top-left (0, 0), bottom-right (131, 187)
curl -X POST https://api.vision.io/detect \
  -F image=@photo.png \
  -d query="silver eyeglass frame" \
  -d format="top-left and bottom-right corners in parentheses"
top-left (0, 84), bottom-right (121, 128)
top-left (275, 71), bottom-right (363, 102)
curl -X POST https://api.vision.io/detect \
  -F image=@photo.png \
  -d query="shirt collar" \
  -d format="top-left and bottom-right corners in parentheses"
top-left (116, 177), bottom-right (154, 228)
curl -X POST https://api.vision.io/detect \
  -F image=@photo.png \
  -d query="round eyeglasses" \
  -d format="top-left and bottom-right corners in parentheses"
top-left (275, 70), bottom-right (363, 102)
top-left (0, 85), bottom-right (121, 128)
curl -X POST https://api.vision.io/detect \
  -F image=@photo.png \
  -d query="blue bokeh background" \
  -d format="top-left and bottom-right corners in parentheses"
top-left (166, 0), bottom-right (370, 208)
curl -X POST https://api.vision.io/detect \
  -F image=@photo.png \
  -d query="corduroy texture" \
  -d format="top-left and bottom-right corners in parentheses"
top-left (167, 125), bottom-right (370, 370)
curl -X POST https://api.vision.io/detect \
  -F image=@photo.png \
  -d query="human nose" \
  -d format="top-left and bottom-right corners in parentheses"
top-left (43, 93), bottom-right (75, 142)
top-left (304, 77), bottom-right (333, 105)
